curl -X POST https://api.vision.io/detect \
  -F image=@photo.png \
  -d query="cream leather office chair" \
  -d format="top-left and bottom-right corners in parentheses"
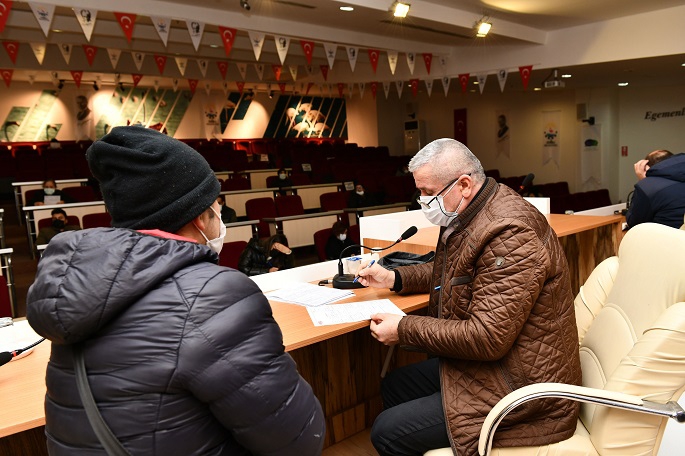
top-left (426, 222), bottom-right (685, 456)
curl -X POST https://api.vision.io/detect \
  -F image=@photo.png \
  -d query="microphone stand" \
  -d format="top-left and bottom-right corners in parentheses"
top-left (332, 243), bottom-right (379, 289)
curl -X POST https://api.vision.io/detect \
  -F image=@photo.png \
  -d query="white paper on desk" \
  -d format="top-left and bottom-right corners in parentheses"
top-left (264, 282), bottom-right (354, 307)
top-left (44, 195), bottom-right (60, 205)
top-left (307, 299), bottom-right (406, 326)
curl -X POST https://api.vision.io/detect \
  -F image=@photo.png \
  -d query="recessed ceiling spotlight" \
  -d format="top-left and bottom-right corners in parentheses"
top-left (561, 74), bottom-right (572, 78)
top-left (618, 82), bottom-right (629, 87)
top-left (534, 87), bottom-right (542, 91)
top-left (209, 44), bottom-right (219, 48)
top-left (391, 2), bottom-right (410, 18)
top-left (340, 6), bottom-right (354, 12)
top-left (240, 0), bottom-right (250, 11)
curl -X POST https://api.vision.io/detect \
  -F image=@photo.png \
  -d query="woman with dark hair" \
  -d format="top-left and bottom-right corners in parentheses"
top-left (238, 233), bottom-right (294, 276)
top-left (325, 221), bottom-right (358, 260)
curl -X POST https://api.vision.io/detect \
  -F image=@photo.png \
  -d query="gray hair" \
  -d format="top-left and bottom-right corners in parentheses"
top-left (408, 138), bottom-right (485, 186)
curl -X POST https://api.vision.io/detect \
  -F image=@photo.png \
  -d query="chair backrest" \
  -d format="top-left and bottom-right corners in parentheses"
top-left (573, 223), bottom-right (685, 454)
top-left (24, 188), bottom-right (44, 206)
top-left (313, 228), bottom-right (332, 261)
top-left (38, 215), bottom-right (80, 230)
top-left (221, 178), bottom-right (251, 191)
top-left (0, 275), bottom-right (10, 318)
top-left (0, 249), bottom-right (14, 318)
top-left (61, 185), bottom-right (98, 203)
top-left (348, 223), bottom-right (360, 245)
top-left (265, 175), bottom-right (282, 188)
top-left (275, 194), bottom-right (304, 217)
top-left (82, 212), bottom-right (111, 229)
top-left (245, 197), bottom-right (276, 238)
top-left (218, 240), bottom-right (248, 270)
top-left (320, 191), bottom-right (350, 211)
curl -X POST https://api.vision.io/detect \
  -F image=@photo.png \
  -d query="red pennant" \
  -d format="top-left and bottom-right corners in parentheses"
top-left (188, 79), bottom-right (198, 94)
top-left (114, 12), bottom-right (136, 43)
top-left (410, 78), bottom-right (419, 97)
top-left (458, 73), bottom-right (470, 93)
top-left (300, 40), bottom-right (314, 65)
top-left (217, 61), bottom-right (228, 79)
top-left (70, 70), bottom-right (83, 88)
top-left (368, 49), bottom-right (380, 74)
top-left (82, 45), bottom-right (98, 66)
top-left (320, 65), bottom-right (328, 81)
top-left (154, 54), bottom-right (167, 75)
top-left (306, 82), bottom-right (314, 95)
top-left (0, 68), bottom-right (12, 87)
top-left (278, 83), bottom-right (286, 94)
top-left (519, 65), bottom-right (533, 90)
top-left (218, 27), bottom-right (237, 57)
top-left (0, 1), bottom-right (13, 34)
top-left (236, 81), bottom-right (245, 93)
top-left (337, 82), bottom-right (344, 98)
top-left (3, 41), bottom-right (18, 64)
top-left (370, 81), bottom-right (378, 99)
top-left (272, 64), bottom-right (282, 81)
top-left (132, 74), bottom-right (143, 87)
top-left (422, 53), bottom-right (433, 75)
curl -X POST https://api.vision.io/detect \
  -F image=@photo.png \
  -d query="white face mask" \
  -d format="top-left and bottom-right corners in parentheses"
top-left (418, 179), bottom-right (464, 227)
top-left (279, 173), bottom-right (286, 180)
top-left (44, 187), bottom-right (56, 195)
top-left (356, 191), bottom-right (364, 196)
top-left (337, 233), bottom-right (347, 241)
top-left (195, 207), bottom-right (226, 254)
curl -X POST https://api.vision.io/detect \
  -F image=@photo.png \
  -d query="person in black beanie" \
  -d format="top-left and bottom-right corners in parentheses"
top-left (26, 126), bottom-right (325, 456)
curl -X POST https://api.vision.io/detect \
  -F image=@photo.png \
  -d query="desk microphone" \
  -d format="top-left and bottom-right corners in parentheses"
top-left (332, 226), bottom-right (418, 289)
top-left (517, 173), bottom-right (535, 194)
top-left (0, 338), bottom-right (46, 367)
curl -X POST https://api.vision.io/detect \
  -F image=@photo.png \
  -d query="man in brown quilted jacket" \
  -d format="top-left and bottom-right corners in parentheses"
top-left (357, 138), bottom-right (582, 456)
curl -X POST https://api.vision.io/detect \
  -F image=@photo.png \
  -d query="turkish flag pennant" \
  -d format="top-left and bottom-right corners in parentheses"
top-left (458, 73), bottom-right (470, 93)
top-left (154, 54), bottom-right (167, 75)
top-left (3, 41), bottom-right (18, 63)
top-left (218, 26), bottom-right (237, 57)
top-left (70, 70), bottom-right (83, 88)
top-left (0, 1), bottom-right (13, 34)
top-left (370, 81), bottom-right (378, 99)
top-left (132, 73), bottom-right (143, 87)
top-left (306, 82), bottom-right (314, 95)
top-left (236, 80), bottom-right (244, 93)
top-left (300, 40), bottom-right (314, 65)
top-left (320, 65), bottom-right (328, 81)
top-left (368, 49), bottom-right (380, 74)
top-left (114, 12), bottom-right (136, 43)
top-left (278, 83), bottom-right (286, 94)
top-left (519, 65), bottom-right (533, 90)
top-left (410, 78), bottom-right (419, 97)
top-left (82, 44), bottom-right (98, 66)
top-left (423, 53), bottom-right (433, 75)
top-left (1, 68), bottom-right (12, 87)
top-left (187, 79), bottom-right (198, 94)
top-left (272, 64), bottom-right (282, 81)
top-left (337, 82), bottom-right (344, 98)
top-left (217, 61), bottom-right (228, 79)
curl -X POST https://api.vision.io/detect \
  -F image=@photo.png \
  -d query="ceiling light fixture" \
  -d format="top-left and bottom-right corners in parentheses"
top-left (561, 74), bottom-right (572, 78)
top-left (618, 82), bottom-right (629, 87)
top-left (240, 0), bottom-right (251, 11)
top-left (391, 2), bottom-right (410, 18)
top-left (475, 17), bottom-right (492, 37)
top-left (340, 6), bottom-right (354, 12)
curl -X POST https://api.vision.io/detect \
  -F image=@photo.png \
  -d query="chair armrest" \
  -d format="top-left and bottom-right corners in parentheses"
top-left (479, 382), bottom-right (685, 456)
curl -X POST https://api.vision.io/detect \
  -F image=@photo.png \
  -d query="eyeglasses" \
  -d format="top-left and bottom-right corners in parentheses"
top-left (416, 173), bottom-right (471, 210)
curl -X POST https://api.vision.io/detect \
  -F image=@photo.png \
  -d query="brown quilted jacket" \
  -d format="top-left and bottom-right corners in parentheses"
top-left (397, 178), bottom-right (582, 455)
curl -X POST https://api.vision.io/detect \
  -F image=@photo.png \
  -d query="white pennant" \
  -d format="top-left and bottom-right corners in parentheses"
top-left (406, 52), bottom-right (416, 75)
top-left (222, 81), bottom-right (229, 95)
top-left (323, 42), bottom-right (337, 69)
top-left (132, 52), bottom-right (146, 71)
top-left (30, 43), bottom-right (46, 65)
top-left (107, 48), bottom-right (121, 69)
top-left (383, 81), bottom-right (391, 99)
top-left (395, 80), bottom-right (404, 98)
top-left (73, 7), bottom-right (97, 42)
top-left (186, 20), bottom-right (205, 51)
top-left (346, 46), bottom-right (359, 72)
top-left (387, 50), bottom-right (398, 75)
top-left (288, 64), bottom-right (298, 81)
top-left (425, 79), bottom-right (434, 97)
top-left (236, 62), bottom-right (247, 80)
top-left (441, 76), bottom-right (451, 97)
top-left (254, 63), bottom-right (264, 80)
top-left (172, 78), bottom-right (179, 92)
top-left (150, 16), bottom-right (171, 47)
top-left (347, 82), bottom-right (354, 99)
top-left (439, 55), bottom-right (448, 68)
top-left (28, 74), bottom-right (36, 85)
top-left (248, 31), bottom-right (265, 61)
top-left (175, 57), bottom-right (187, 76)
top-left (197, 59), bottom-right (208, 78)
top-left (204, 81), bottom-right (212, 95)
top-left (497, 69), bottom-right (508, 92)
top-left (274, 35), bottom-right (290, 65)
top-left (476, 73), bottom-right (487, 94)
top-left (30, 3), bottom-right (55, 37)
top-left (153, 79), bottom-right (160, 92)
top-left (358, 82), bottom-right (365, 99)
top-left (58, 43), bottom-right (72, 64)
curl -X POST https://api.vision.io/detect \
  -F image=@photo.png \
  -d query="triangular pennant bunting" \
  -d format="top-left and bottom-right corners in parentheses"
top-left (346, 46), bottom-right (358, 72)
top-left (425, 79), bottom-right (434, 97)
top-left (272, 64), bottom-right (282, 81)
top-left (395, 80), bottom-right (404, 98)
top-left (248, 31), bottom-right (265, 60)
top-left (337, 82), bottom-right (344, 98)
top-left (358, 82), bottom-right (365, 99)
top-left (422, 53), bottom-right (432, 74)
top-left (0, 1), bottom-right (13, 34)
top-left (368, 49), bottom-right (380, 74)
top-left (217, 61), bottom-right (228, 79)
top-left (441, 76), bottom-right (450, 97)
top-left (306, 82), bottom-right (314, 95)
top-left (236, 80), bottom-right (244, 93)
top-left (439, 55), bottom-right (448, 69)
top-left (300, 40), bottom-right (314, 65)
top-left (458, 73), bottom-right (470, 93)
top-left (132, 73), bottom-right (143, 87)
top-left (30, 42), bottom-right (46, 64)
top-left (73, 7), bottom-right (96, 42)
top-left (476, 73), bottom-right (487, 94)
top-left (320, 65), bottom-right (328, 81)
top-left (83, 44), bottom-right (98, 67)
top-left (383, 81), bottom-right (391, 99)
top-left (254, 63), bottom-right (264, 80)
top-left (132, 51), bottom-right (145, 71)
top-left (187, 78), bottom-right (198, 94)
top-left (107, 48), bottom-right (120, 69)
top-left (497, 69), bottom-right (508, 92)
top-left (154, 54), bottom-right (167, 75)
top-left (288, 64), bottom-right (298, 81)
top-left (172, 78), bottom-right (179, 92)
top-left (370, 81), bottom-right (378, 99)
top-left (197, 59), bottom-right (208, 77)
top-left (519, 65), bottom-right (533, 90)
top-left (323, 42), bottom-right (337, 69)
top-left (58, 43), bottom-right (72, 64)
top-left (347, 82), bottom-right (353, 99)
top-left (305, 65), bottom-right (314, 76)
top-left (29, 3), bottom-right (55, 37)
top-left (410, 78), bottom-right (419, 97)
top-left (221, 80), bottom-right (229, 95)
top-left (114, 12), bottom-right (136, 43)
top-left (236, 62), bottom-right (247, 80)
top-left (27, 74), bottom-right (35, 85)
top-left (406, 52), bottom-right (416, 75)
top-left (218, 27), bottom-right (237, 57)
top-left (153, 79), bottom-right (160, 92)
top-left (186, 20), bottom-right (204, 51)
top-left (150, 16), bottom-right (171, 47)
top-left (175, 57), bottom-right (187, 76)
top-left (387, 50), bottom-right (398, 75)
top-left (1, 68), bottom-right (12, 87)
top-left (274, 35), bottom-right (290, 65)
top-left (2, 41), bottom-right (17, 63)
top-left (278, 83), bottom-right (286, 94)
top-left (204, 81), bottom-right (211, 95)
top-left (70, 70), bottom-right (82, 88)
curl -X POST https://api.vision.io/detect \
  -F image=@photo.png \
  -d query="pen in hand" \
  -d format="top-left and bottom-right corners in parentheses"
top-left (353, 259), bottom-right (375, 283)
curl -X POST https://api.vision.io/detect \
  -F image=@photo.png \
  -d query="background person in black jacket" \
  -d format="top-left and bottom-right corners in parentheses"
top-left (325, 221), bottom-right (358, 260)
top-left (348, 183), bottom-right (377, 208)
top-left (29, 178), bottom-right (75, 206)
top-left (238, 233), bottom-right (294, 275)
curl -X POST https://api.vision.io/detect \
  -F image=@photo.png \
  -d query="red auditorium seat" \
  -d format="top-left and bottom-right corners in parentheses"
top-left (38, 215), bottom-right (80, 230)
top-left (218, 240), bottom-right (248, 270)
top-left (275, 194), bottom-right (304, 217)
top-left (221, 178), bottom-right (251, 191)
top-left (61, 185), bottom-right (98, 203)
top-left (245, 197), bottom-right (276, 238)
top-left (320, 191), bottom-right (350, 212)
top-left (313, 228), bottom-right (333, 261)
top-left (82, 212), bottom-right (112, 229)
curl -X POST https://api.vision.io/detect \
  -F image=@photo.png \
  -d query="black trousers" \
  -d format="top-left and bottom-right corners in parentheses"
top-left (371, 357), bottom-right (451, 456)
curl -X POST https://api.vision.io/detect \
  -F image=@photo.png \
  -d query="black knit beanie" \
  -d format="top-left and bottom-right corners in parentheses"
top-left (86, 126), bottom-right (220, 233)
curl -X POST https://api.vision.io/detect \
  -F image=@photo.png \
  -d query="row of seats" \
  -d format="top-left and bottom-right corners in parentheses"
top-left (25, 185), bottom-right (100, 206)
top-left (550, 189), bottom-right (612, 214)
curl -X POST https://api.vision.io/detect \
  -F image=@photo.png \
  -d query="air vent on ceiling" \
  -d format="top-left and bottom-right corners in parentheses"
top-left (274, 1), bottom-right (316, 9)
top-left (379, 20), bottom-right (472, 40)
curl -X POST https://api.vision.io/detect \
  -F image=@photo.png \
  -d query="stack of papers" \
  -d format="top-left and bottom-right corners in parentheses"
top-left (307, 299), bottom-right (406, 326)
top-left (264, 282), bottom-right (354, 307)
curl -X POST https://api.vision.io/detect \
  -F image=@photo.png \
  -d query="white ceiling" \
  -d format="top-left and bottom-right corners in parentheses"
top-left (1, 0), bottom-right (684, 91)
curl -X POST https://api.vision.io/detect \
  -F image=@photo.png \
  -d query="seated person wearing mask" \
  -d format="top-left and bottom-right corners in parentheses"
top-left (238, 233), bottom-right (294, 276)
top-left (216, 194), bottom-right (237, 224)
top-left (35, 208), bottom-right (81, 245)
top-left (29, 179), bottom-right (75, 206)
top-left (275, 168), bottom-right (293, 195)
top-left (348, 183), bottom-right (377, 208)
top-left (325, 221), bottom-right (359, 260)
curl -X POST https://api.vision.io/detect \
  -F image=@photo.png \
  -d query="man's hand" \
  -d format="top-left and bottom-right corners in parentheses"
top-left (356, 261), bottom-right (395, 288)
top-left (634, 159), bottom-right (650, 180)
top-left (370, 313), bottom-right (402, 345)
